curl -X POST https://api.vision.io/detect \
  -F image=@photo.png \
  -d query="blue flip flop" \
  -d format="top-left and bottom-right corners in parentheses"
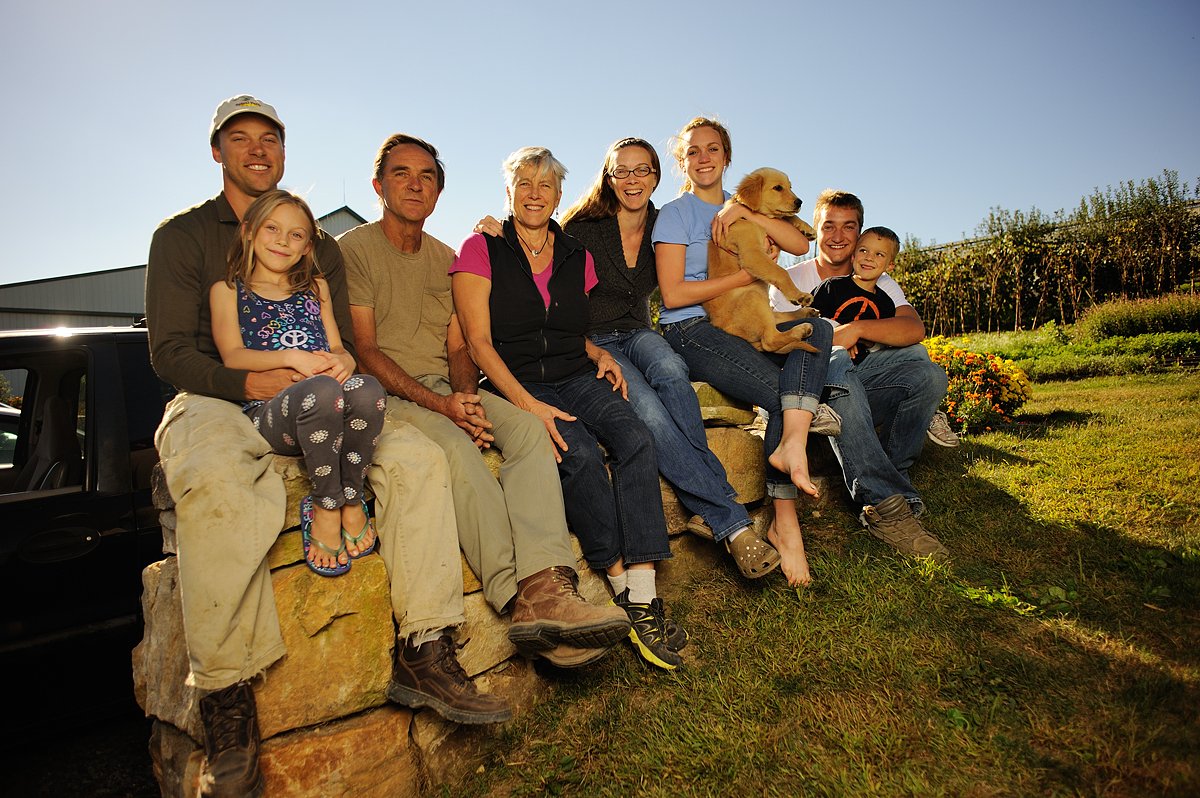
top-left (300, 495), bottom-right (351, 577)
top-left (341, 498), bottom-right (377, 559)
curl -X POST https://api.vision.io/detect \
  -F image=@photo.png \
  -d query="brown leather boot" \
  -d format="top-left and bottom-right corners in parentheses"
top-left (197, 681), bottom-right (264, 798)
top-left (507, 566), bottom-right (631, 655)
top-left (387, 634), bottom-right (513, 724)
top-left (862, 494), bottom-right (950, 563)
top-left (540, 643), bottom-right (611, 669)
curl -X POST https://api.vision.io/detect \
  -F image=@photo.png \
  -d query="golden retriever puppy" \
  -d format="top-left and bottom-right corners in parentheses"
top-left (703, 167), bottom-right (820, 354)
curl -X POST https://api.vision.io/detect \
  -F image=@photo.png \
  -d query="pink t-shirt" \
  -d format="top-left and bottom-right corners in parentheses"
top-left (451, 232), bottom-right (597, 308)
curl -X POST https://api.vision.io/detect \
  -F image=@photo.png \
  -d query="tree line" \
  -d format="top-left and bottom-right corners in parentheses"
top-left (895, 170), bottom-right (1199, 336)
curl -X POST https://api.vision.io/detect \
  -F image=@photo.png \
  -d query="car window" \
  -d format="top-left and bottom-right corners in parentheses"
top-left (0, 353), bottom-right (87, 493)
top-left (0, 428), bottom-right (15, 467)
top-left (0, 370), bottom-right (28, 469)
top-left (76, 372), bottom-right (87, 454)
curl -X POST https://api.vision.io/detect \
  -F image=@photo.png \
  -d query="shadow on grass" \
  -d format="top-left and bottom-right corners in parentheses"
top-left (796, 491), bottom-right (1198, 795)
top-left (812, 455), bottom-right (1200, 792)
top-left (1009, 408), bottom-right (1098, 438)
top-left (902, 446), bottom-right (1200, 787)
top-left (944, 438), bottom-right (1035, 468)
top-left (916, 437), bottom-right (1199, 645)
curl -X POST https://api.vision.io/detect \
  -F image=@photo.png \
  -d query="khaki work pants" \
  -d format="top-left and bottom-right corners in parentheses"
top-left (155, 392), bottom-right (463, 691)
top-left (385, 377), bottom-right (575, 613)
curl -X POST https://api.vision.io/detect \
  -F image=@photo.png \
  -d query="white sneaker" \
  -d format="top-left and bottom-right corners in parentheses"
top-left (926, 410), bottom-right (960, 448)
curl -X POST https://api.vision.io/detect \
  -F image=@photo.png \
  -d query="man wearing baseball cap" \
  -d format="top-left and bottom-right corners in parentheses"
top-left (145, 95), bottom-right (510, 798)
top-left (209, 94), bottom-right (286, 141)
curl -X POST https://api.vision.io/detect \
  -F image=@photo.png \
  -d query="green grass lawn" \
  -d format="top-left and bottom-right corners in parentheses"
top-left (459, 373), bottom-right (1200, 798)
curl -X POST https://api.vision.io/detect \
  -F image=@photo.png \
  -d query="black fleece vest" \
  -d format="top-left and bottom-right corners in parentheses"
top-left (484, 219), bottom-right (591, 384)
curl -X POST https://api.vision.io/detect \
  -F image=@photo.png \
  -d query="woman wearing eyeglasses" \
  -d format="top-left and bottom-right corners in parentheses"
top-left (560, 138), bottom-right (772, 583)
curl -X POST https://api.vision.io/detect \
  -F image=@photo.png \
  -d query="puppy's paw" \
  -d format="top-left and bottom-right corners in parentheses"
top-left (792, 219), bottom-right (818, 241)
top-left (781, 284), bottom-right (806, 303)
top-left (787, 290), bottom-right (814, 307)
top-left (789, 323), bottom-right (819, 353)
top-left (790, 322), bottom-right (813, 340)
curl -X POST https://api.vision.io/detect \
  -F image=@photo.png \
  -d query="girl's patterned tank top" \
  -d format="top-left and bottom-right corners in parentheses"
top-left (236, 281), bottom-right (331, 353)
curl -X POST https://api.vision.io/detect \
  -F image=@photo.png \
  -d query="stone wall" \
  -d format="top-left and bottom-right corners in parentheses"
top-left (133, 384), bottom-right (836, 796)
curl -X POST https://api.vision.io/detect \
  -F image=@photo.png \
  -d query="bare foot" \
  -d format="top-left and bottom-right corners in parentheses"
top-left (310, 505), bottom-right (349, 569)
top-left (340, 500), bottom-right (376, 557)
top-left (768, 435), bottom-right (820, 499)
top-left (767, 501), bottom-right (812, 587)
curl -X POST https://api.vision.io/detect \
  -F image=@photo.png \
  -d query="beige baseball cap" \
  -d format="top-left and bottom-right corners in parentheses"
top-left (209, 94), bottom-right (285, 144)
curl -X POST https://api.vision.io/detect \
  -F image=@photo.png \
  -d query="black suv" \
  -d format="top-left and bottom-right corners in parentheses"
top-left (0, 327), bottom-right (174, 737)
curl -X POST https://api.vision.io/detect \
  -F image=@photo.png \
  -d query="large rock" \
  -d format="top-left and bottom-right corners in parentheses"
top-left (704, 427), bottom-right (766, 504)
top-left (266, 456), bottom-right (312, 568)
top-left (660, 475), bottom-right (690, 535)
top-left (807, 433), bottom-right (842, 487)
top-left (148, 705), bottom-right (423, 798)
top-left (256, 557), bottom-right (394, 738)
top-left (413, 657), bottom-right (544, 790)
top-left (134, 554), bottom-right (395, 741)
top-left (480, 448), bottom-right (503, 478)
top-left (460, 553), bottom-right (484, 594)
top-left (694, 381), bottom-right (757, 426)
top-left (574, 560), bottom-right (613, 604)
top-left (148, 719), bottom-right (205, 798)
top-left (659, 528), bottom-right (725, 586)
top-left (151, 466), bottom-right (178, 555)
top-left (259, 706), bottom-right (421, 798)
top-left (275, 455), bottom-right (312, 517)
top-left (132, 558), bottom-right (195, 735)
top-left (267, 529), bottom-right (303, 571)
top-left (458, 591), bottom-right (516, 678)
top-left (267, 536), bottom-right (484, 597)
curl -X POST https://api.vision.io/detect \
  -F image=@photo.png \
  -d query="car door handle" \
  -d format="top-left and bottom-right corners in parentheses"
top-left (20, 526), bottom-right (102, 564)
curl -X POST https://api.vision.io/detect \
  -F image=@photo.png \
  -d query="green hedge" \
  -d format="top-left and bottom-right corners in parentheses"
top-left (1075, 292), bottom-right (1200, 341)
top-left (943, 295), bottom-right (1200, 382)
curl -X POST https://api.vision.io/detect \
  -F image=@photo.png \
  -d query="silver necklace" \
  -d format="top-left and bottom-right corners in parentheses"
top-left (517, 227), bottom-right (550, 257)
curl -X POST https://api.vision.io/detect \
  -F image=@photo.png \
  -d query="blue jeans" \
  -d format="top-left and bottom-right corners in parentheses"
top-left (661, 316), bottom-right (834, 500)
top-left (590, 328), bottom-right (751, 542)
top-left (523, 371), bottom-right (672, 570)
top-left (824, 343), bottom-right (947, 511)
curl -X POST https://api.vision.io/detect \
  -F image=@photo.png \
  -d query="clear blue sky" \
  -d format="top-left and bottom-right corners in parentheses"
top-left (1, 0), bottom-right (1197, 286)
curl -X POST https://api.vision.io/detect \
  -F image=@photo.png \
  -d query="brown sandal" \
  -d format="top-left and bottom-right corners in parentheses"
top-left (726, 532), bottom-right (781, 579)
top-left (686, 515), bottom-right (714, 540)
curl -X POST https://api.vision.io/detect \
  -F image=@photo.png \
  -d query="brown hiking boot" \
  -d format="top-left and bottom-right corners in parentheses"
top-left (862, 494), bottom-right (950, 563)
top-left (387, 634), bottom-right (513, 724)
top-left (540, 643), bottom-right (612, 669)
top-left (197, 681), bottom-right (264, 798)
top-left (508, 566), bottom-right (631, 655)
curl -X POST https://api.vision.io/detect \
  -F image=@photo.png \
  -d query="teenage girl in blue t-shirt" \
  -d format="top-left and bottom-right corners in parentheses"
top-left (653, 117), bottom-right (834, 587)
top-left (210, 189), bottom-right (386, 577)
